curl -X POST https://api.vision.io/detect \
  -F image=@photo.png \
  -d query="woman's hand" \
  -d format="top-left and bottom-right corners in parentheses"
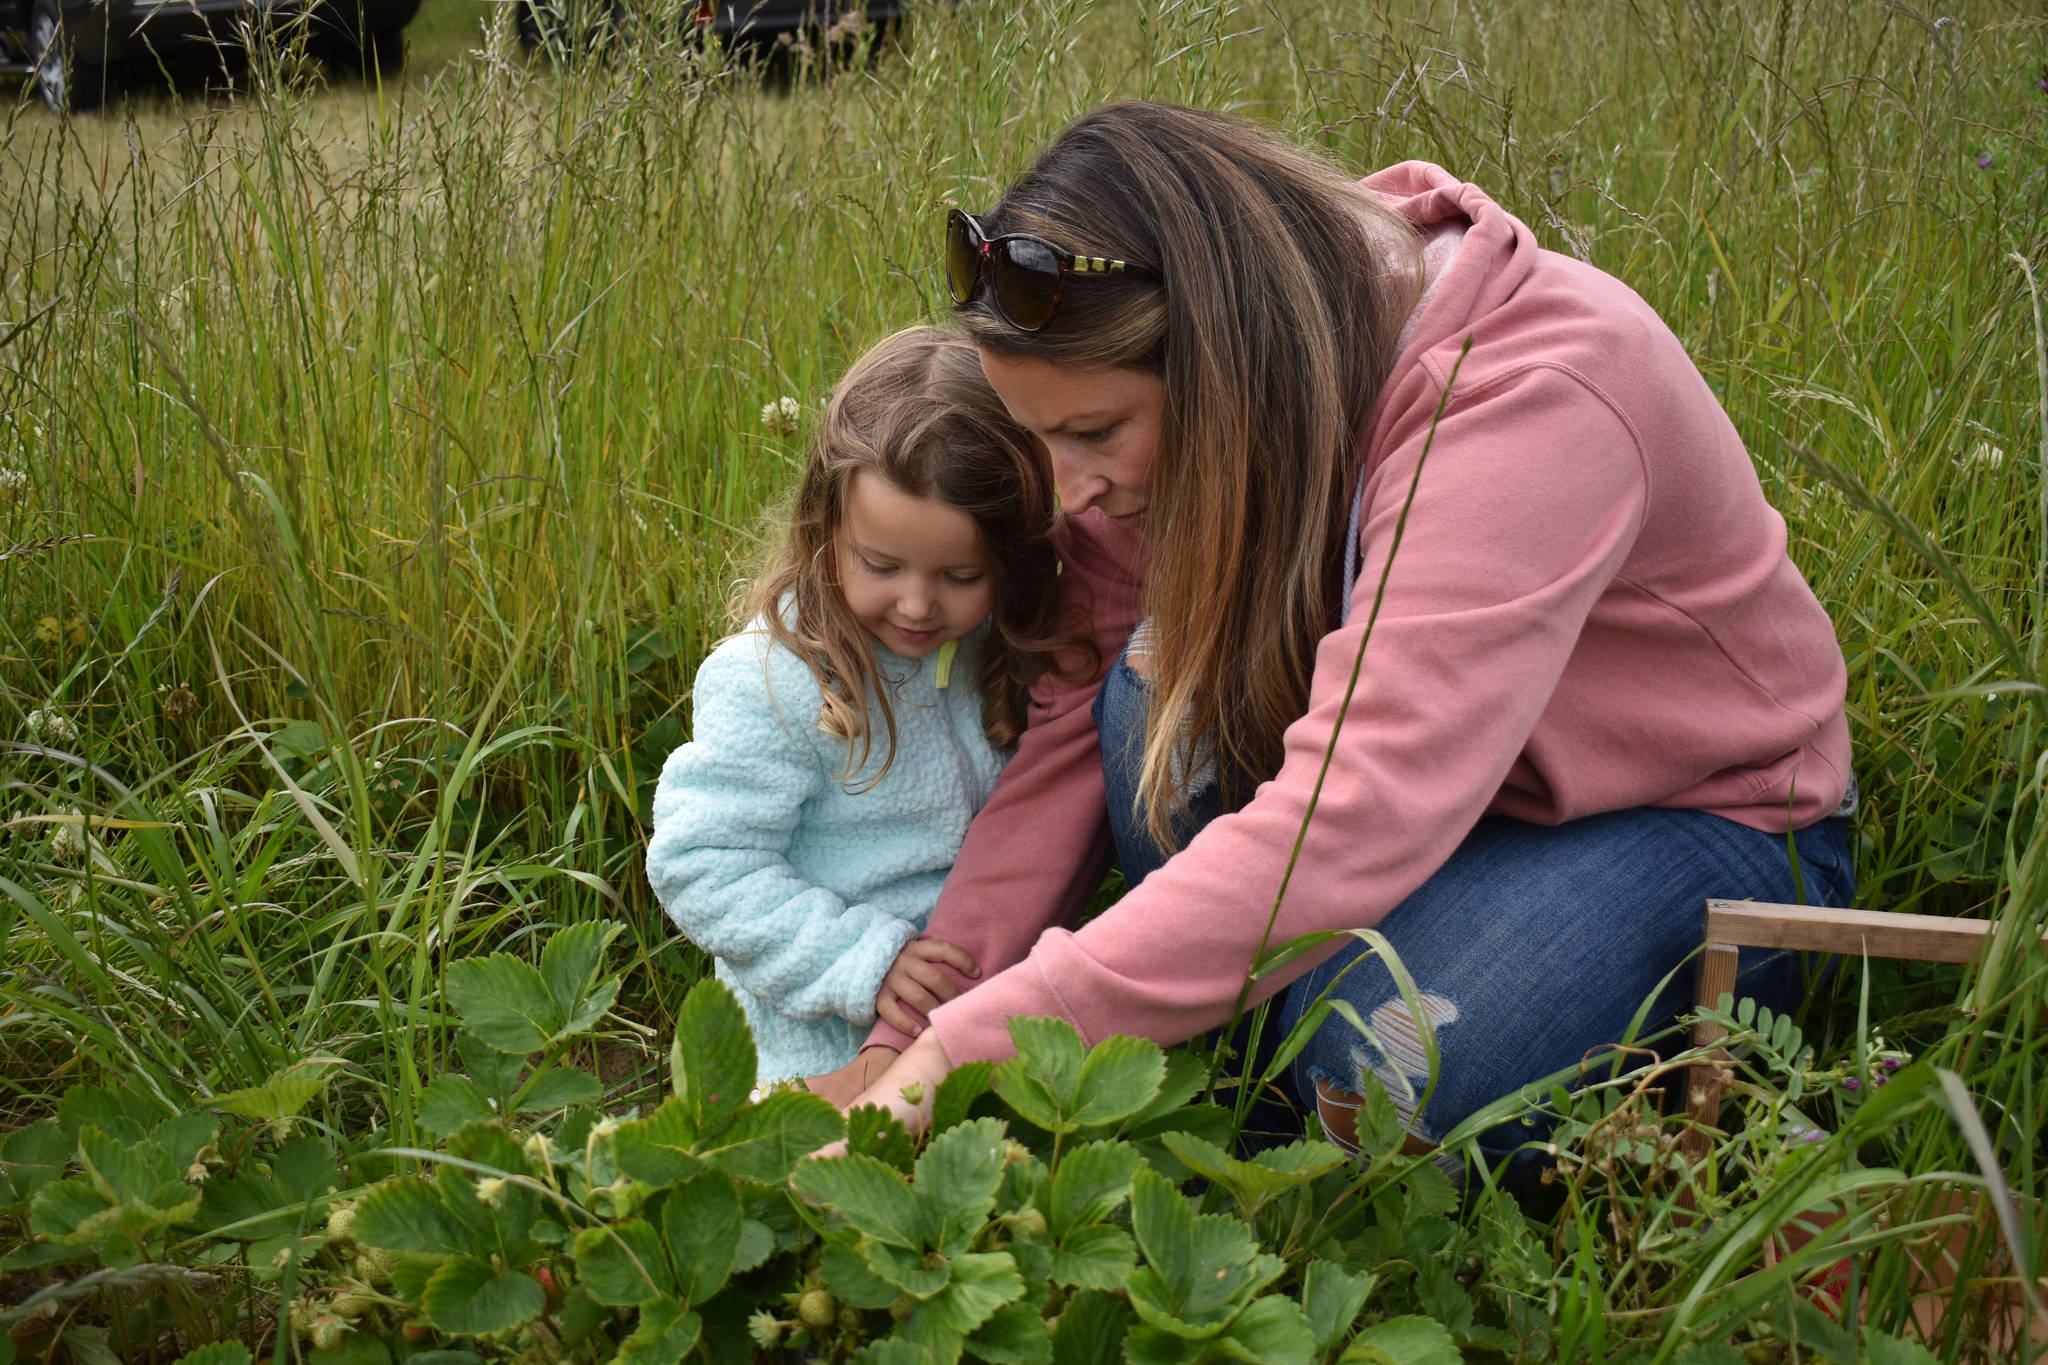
top-left (876, 939), bottom-right (979, 1037)
top-left (804, 1046), bottom-right (899, 1108)
top-left (812, 1031), bottom-right (955, 1155)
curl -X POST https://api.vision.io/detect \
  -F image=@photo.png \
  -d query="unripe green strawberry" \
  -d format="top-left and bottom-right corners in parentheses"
top-left (796, 1290), bottom-right (836, 1328)
top-left (309, 1315), bottom-right (346, 1353)
top-left (324, 1202), bottom-right (357, 1244)
top-left (1008, 1207), bottom-right (1048, 1239)
top-left (328, 1292), bottom-right (378, 1318)
top-left (354, 1249), bottom-right (397, 1286)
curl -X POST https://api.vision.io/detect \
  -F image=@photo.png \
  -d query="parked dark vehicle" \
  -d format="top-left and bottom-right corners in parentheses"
top-left (2, 0), bottom-right (422, 113)
top-left (514, 0), bottom-right (902, 58)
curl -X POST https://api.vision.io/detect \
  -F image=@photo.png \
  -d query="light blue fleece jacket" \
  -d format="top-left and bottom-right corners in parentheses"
top-left (645, 621), bottom-right (1007, 1082)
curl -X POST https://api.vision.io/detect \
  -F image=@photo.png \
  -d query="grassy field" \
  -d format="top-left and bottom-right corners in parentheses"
top-left (2, 0), bottom-right (2046, 1359)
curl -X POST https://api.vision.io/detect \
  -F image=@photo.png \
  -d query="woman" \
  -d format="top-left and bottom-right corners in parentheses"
top-left (811, 102), bottom-right (1855, 1173)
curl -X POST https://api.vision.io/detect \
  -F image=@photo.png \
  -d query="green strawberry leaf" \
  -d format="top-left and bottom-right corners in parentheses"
top-left (791, 1152), bottom-right (923, 1248)
top-left (1050, 1290), bottom-right (1135, 1365)
top-left (1159, 1132), bottom-right (1347, 1215)
top-left (613, 1097), bottom-right (703, 1186)
top-left (1048, 1223), bottom-right (1135, 1291)
top-left (992, 1018), bottom-right (1087, 1134)
top-left (704, 1088), bottom-right (843, 1185)
top-left (352, 1179), bottom-right (467, 1257)
top-left (1121, 1327), bottom-right (1205, 1365)
top-left (28, 1176), bottom-right (115, 1244)
top-left (514, 1066), bottom-right (602, 1114)
top-left (671, 977), bottom-right (754, 1138)
top-left (418, 1076), bottom-right (496, 1138)
top-left (1069, 1035), bottom-right (1166, 1128)
top-left (271, 1135), bottom-right (341, 1204)
top-left (845, 1102), bottom-right (916, 1173)
top-left (420, 1255), bottom-right (545, 1335)
top-left (172, 1347), bottom-right (253, 1365)
top-left (967, 1300), bottom-right (1053, 1365)
top-left (915, 1117), bottom-right (1008, 1256)
top-left (210, 1064), bottom-right (333, 1123)
top-left (538, 922), bottom-right (623, 1024)
top-left (572, 1218), bottom-right (675, 1306)
top-left (861, 1237), bottom-right (951, 1297)
top-left (617, 1301), bottom-right (700, 1365)
top-left (1041, 1140), bottom-right (1140, 1239)
top-left (903, 1251), bottom-right (1023, 1341)
top-left (1338, 1315), bottom-right (1462, 1365)
top-left (661, 1172), bottom-right (743, 1302)
top-left (1220, 1295), bottom-right (1316, 1364)
top-left (820, 1227), bottom-right (904, 1310)
top-left (1301, 1262), bottom-right (1378, 1353)
top-left (458, 1030), bottom-right (524, 1100)
top-left (1126, 1168), bottom-right (1282, 1337)
top-left (1, 1119), bottom-right (67, 1204)
top-left (77, 1126), bottom-right (166, 1204)
top-left (444, 955), bottom-right (562, 1055)
top-left (931, 1060), bottom-right (995, 1135)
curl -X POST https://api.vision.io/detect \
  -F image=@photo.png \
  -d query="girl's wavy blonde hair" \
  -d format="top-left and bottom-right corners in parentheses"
top-left (742, 325), bottom-right (1084, 788)
top-left (954, 102), bottom-right (1424, 848)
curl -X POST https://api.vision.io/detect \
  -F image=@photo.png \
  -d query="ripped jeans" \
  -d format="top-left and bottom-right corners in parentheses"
top-left (1093, 636), bottom-right (1857, 1183)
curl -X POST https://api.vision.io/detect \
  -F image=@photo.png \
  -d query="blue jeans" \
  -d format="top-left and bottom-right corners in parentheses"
top-left (1092, 639), bottom-right (1857, 1179)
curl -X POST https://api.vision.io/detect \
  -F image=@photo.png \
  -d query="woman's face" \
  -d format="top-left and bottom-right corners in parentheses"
top-left (978, 349), bottom-right (1164, 519)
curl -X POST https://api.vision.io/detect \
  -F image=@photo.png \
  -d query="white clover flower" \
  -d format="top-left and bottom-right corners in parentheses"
top-left (25, 709), bottom-right (79, 744)
top-left (48, 808), bottom-right (84, 863)
top-left (1961, 441), bottom-right (2005, 470)
top-left (760, 396), bottom-right (804, 435)
top-left (0, 466), bottom-right (27, 500)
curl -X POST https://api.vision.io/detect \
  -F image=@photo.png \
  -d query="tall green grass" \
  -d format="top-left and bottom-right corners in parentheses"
top-left (2, 0), bottom-right (2044, 1352)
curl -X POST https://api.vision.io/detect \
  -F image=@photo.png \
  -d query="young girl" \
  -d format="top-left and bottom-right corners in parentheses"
top-left (645, 325), bottom-right (1076, 1086)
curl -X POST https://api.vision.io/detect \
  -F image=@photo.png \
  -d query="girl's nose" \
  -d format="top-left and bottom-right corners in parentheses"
top-left (898, 582), bottom-right (936, 621)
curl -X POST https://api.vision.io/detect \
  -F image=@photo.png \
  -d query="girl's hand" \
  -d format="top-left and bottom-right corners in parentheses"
top-left (804, 1046), bottom-right (899, 1108)
top-left (812, 1031), bottom-right (955, 1154)
top-left (876, 939), bottom-right (979, 1037)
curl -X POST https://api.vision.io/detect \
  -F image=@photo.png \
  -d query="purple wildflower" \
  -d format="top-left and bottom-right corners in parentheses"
top-left (1804, 1129), bottom-right (1826, 1146)
top-left (1978, 154), bottom-right (1995, 169)
top-left (1872, 1074), bottom-right (1889, 1088)
top-left (1878, 1056), bottom-right (1902, 1073)
top-left (1842, 1076), bottom-right (1862, 1091)
top-left (2038, 78), bottom-right (2047, 92)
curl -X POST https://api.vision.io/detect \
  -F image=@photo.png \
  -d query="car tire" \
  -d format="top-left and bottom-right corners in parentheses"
top-left (318, 24), bottom-right (404, 78)
top-left (30, 0), bottom-right (107, 114)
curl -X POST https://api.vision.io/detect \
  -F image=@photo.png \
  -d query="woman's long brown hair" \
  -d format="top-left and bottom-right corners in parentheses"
top-left (955, 102), bottom-right (1423, 848)
top-left (742, 325), bottom-right (1080, 789)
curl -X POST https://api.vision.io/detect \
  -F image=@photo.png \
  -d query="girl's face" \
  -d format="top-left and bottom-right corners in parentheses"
top-left (977, 348), bottom-right (1165, 519)
top-left (835, 471), bottom-right (995, 659)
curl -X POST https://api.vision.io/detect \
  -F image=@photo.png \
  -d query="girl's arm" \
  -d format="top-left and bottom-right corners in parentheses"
top-left (647, 635), bottom-right (919, 1026)
top-left (860, 508), bottom-right (1147, 1051)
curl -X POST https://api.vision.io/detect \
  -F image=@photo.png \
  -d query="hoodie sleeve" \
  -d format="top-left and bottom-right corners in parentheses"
top-left (862, 509), bottom-right (1146, 1052)
top-left (647, 635), bottom-right (917, 1026)
top-left (925, 361), bottom-right (1650, 1062)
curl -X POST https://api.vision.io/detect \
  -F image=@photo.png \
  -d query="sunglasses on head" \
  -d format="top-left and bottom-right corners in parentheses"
top-left (945, 208), bottom-right (1152, 332)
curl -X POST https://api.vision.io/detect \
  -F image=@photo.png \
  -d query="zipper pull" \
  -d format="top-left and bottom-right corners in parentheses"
top-left (934, 638), bottom-right (957, 689)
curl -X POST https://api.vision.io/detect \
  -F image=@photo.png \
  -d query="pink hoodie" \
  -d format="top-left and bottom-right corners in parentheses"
top-left (869, 162), bottom-right (1852, 1064)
